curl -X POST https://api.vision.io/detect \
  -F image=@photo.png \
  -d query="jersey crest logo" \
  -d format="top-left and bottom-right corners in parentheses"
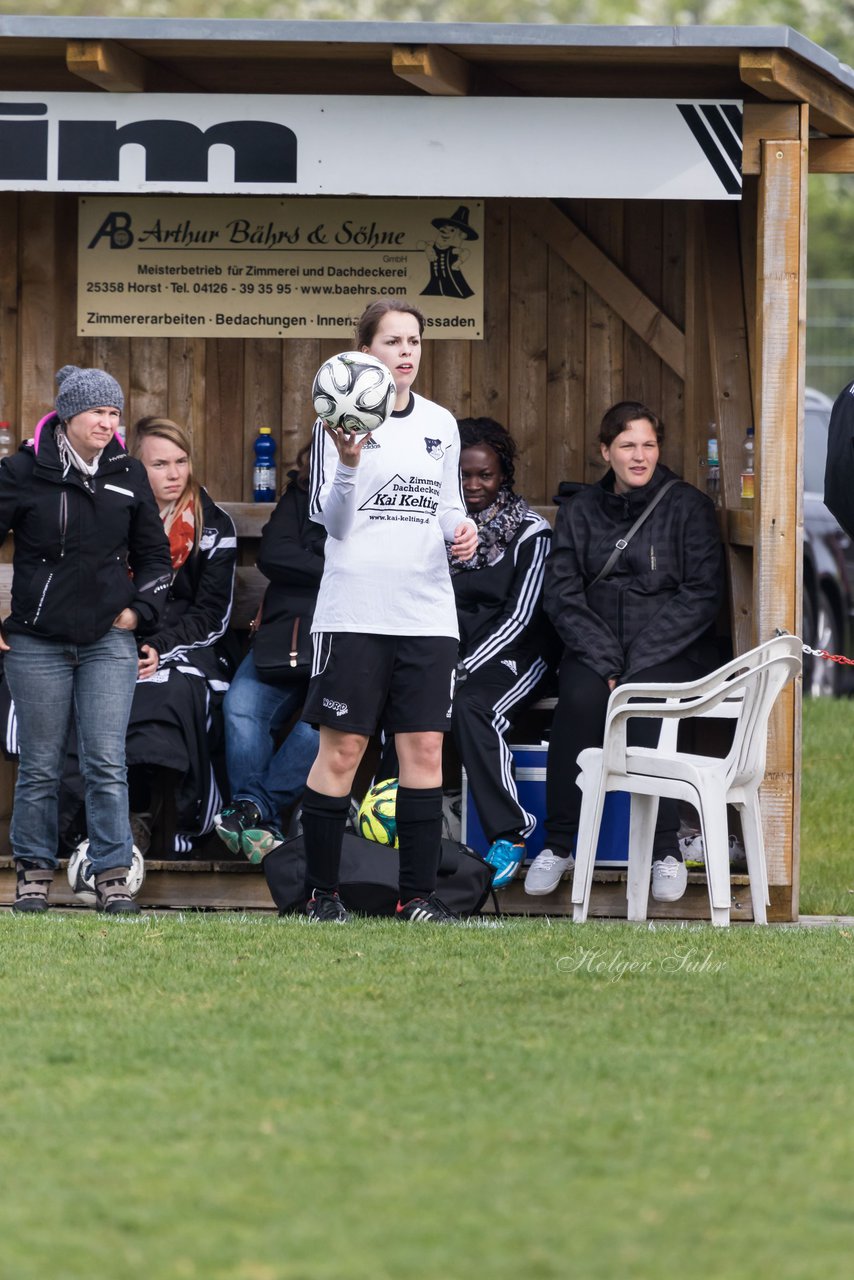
top-left (424, 437), bottom-right (444, 460)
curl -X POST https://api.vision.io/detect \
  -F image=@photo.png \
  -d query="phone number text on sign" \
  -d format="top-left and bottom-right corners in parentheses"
top-left (77, 197), bottom-right (484, 339)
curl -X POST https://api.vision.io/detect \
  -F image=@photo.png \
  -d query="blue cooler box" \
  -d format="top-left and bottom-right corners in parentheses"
top-left (461, 742), bottom-right (630, 866)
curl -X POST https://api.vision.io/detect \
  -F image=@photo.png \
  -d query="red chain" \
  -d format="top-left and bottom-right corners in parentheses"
top-left (804, 644), bottom-right (854, 666)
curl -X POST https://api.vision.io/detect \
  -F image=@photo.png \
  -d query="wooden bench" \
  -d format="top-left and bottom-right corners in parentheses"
top-left (2, 507), bottom-right (741, 918)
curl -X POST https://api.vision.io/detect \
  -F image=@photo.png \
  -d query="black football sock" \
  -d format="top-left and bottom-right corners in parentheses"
top-left (396, 785), bottom-right (444, 903)
top-left (301, 787), bottom-right (351, 897)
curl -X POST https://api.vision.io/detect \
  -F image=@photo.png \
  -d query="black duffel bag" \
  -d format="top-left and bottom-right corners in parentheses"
top-left (264, 831), bottom-right (496, 918)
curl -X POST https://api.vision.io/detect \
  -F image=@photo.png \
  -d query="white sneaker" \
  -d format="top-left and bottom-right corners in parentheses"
top-left (524, 848), bottom-right (574, 896)
top-left (651, 855), bottom-right (688, 902)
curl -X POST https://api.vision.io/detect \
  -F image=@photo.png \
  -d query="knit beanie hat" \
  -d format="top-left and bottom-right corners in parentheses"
top-left (54, 365), bottom-right (124, 421)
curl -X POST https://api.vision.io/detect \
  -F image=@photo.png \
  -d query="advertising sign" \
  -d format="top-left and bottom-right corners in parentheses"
top-left (78, 197), bottom-right (484, 339)
top-left (2, 94), bottom-right (742, 199)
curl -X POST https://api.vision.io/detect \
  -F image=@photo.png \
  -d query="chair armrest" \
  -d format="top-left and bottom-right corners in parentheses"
top-left (599, 657), bottom-right (799, 774)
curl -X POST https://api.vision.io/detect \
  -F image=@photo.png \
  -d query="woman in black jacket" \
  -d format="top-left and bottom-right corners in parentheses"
top-left (215, 442), bottom-right (325, 862)
top-left (0, 365), bottom-right (172, 912)
top-left (524, 400), bottom-right (724, 903)
top-left (123, 416), bottom-right (238, 854)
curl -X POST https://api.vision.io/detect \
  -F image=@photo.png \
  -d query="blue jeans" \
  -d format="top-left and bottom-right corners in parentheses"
top-left (223, 651), bottom-right (318, 824)
top-left (5, 628), bottom-right (138, 872)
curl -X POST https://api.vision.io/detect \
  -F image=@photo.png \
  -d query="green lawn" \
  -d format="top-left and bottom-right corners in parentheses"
top-left (0, 913), bottom-right (851, 1280)
top-left (0, 696), bottom-right (850, 1278)
top-left (800, 695), bottom-right (854, 914)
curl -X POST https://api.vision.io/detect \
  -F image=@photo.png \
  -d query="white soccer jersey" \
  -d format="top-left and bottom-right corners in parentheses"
top-left (308, 393), bottom-right (473, 638)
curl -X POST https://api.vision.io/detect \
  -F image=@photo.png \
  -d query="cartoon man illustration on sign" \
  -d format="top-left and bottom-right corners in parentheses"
top-left (418, 206), bottom-right (479, 300)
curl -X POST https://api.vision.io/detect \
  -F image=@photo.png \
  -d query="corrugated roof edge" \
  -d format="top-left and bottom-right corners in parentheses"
top-left (0, 17), bottom-right (851, 92)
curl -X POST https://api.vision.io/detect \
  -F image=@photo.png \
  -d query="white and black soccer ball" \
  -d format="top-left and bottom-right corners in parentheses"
top-left (67, 840), bottom-right (146, 905)
top-left (311, 351), bottom-right (396, 435)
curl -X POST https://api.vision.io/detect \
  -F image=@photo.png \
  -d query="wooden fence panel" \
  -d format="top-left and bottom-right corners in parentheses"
top-left (470, 199), bottom-right (510, 426)
top-left (509, 205), bottom-right (549, 503)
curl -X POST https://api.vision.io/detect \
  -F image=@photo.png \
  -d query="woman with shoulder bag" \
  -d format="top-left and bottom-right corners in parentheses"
top-left (215, 441), bottom-right (325, 862)
top-left (524, 400), bottom-right (725, 903)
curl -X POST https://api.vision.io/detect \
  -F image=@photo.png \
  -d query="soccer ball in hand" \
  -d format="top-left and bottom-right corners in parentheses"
top-left (357, 778), bottom-right (399, 848)
top-left (312, 352), bottom-right (396, 435)
top-left (67, 839), bottom-right (146, 905)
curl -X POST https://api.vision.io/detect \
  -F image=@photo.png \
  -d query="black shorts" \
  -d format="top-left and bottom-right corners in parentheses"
top-left (302, 633), bottom-right (459, 736)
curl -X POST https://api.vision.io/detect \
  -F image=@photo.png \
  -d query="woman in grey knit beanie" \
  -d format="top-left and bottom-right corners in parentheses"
top-left (0, 362), bottom-right (172, 914)
top-left (54, 364), bottom-right (124, 422)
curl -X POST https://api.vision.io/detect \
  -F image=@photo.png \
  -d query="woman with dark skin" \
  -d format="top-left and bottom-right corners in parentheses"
top-left (451, 416), bottom-right (554, 887)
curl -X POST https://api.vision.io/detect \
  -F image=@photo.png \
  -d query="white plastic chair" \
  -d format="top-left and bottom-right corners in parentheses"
top-left (570, 635), bottom-right (802, 927)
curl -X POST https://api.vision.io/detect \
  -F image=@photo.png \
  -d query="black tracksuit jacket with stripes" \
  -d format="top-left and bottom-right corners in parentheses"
top-left (454, 509), bottom-right (556, 673)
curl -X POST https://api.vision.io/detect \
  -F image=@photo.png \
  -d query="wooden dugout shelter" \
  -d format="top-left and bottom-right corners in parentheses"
top-left (2, 17), bottom-right (854, 919)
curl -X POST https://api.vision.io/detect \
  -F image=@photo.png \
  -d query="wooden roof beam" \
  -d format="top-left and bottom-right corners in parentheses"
top-left (740, 50), bottom-right (854, 137)
top-left (66, 40), bottom-right (200, 93)
top-left (392, 46), bottom-right (471, 96)
top-left (67, 40), bottom-right (149, 92)
top-left (809, 138), bottom-right (854, 173)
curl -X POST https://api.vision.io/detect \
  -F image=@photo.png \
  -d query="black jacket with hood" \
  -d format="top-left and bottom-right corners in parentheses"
top-left (149, 487), bottom-right (238, 681)
top-left (0, 414), bottom-right (172, 644)
top-left (255, 470), bottom-right (326, 633)
top-left (544, 464), bottom-right (724, 683)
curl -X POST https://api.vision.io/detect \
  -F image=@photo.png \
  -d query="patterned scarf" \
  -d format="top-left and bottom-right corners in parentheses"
top-left (160, 494), bottom-right (196, 572)
top-left (449, 486), bottom-right (528, 575)
top-left (55, 426), bottom-right (101, 481)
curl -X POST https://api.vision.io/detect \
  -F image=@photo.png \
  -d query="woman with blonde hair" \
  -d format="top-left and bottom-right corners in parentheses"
top-left (115, 415), bottom-right (239, 853)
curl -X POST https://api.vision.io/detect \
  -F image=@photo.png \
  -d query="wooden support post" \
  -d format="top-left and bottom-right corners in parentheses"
top-left (753, 117), bottom-right (808, 919)
top-left (742, 104), bottom-right (800, 175)
top-left (702, 203), bottom-right (755, 658)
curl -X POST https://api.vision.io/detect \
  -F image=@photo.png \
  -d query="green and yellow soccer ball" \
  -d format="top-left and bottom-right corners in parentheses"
top-left (358, 778), bottom-right (398, 848)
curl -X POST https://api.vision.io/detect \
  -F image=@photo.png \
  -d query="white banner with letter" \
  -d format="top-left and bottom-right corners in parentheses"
top-left (0, 93), bottom-right (742, 199)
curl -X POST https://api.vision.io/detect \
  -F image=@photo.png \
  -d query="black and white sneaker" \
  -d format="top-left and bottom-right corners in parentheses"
top-left (214, 799), bottom-right (284, 863)
top-left (214, 799), bottom-right (261, 853)
top-left (395, 894), bottom-right (459, 924)
top-left (306, 890), bottom-right (349, 923)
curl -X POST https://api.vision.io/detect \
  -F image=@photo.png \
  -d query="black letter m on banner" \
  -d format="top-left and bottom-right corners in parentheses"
top-left (58, 119), bottom-right (297, 183)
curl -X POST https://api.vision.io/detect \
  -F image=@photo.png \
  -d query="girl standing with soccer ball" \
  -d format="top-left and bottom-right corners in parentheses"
top-left (301, 301), bottom-right (478, 922)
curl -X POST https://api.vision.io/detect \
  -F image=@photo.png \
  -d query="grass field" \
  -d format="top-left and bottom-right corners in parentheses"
top-left (0, 912), bottom-right (851, 1280)
top-left (0, 696), bottom-right (851, 1278)
top-left (801, 695), bottom-right (854, 915)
